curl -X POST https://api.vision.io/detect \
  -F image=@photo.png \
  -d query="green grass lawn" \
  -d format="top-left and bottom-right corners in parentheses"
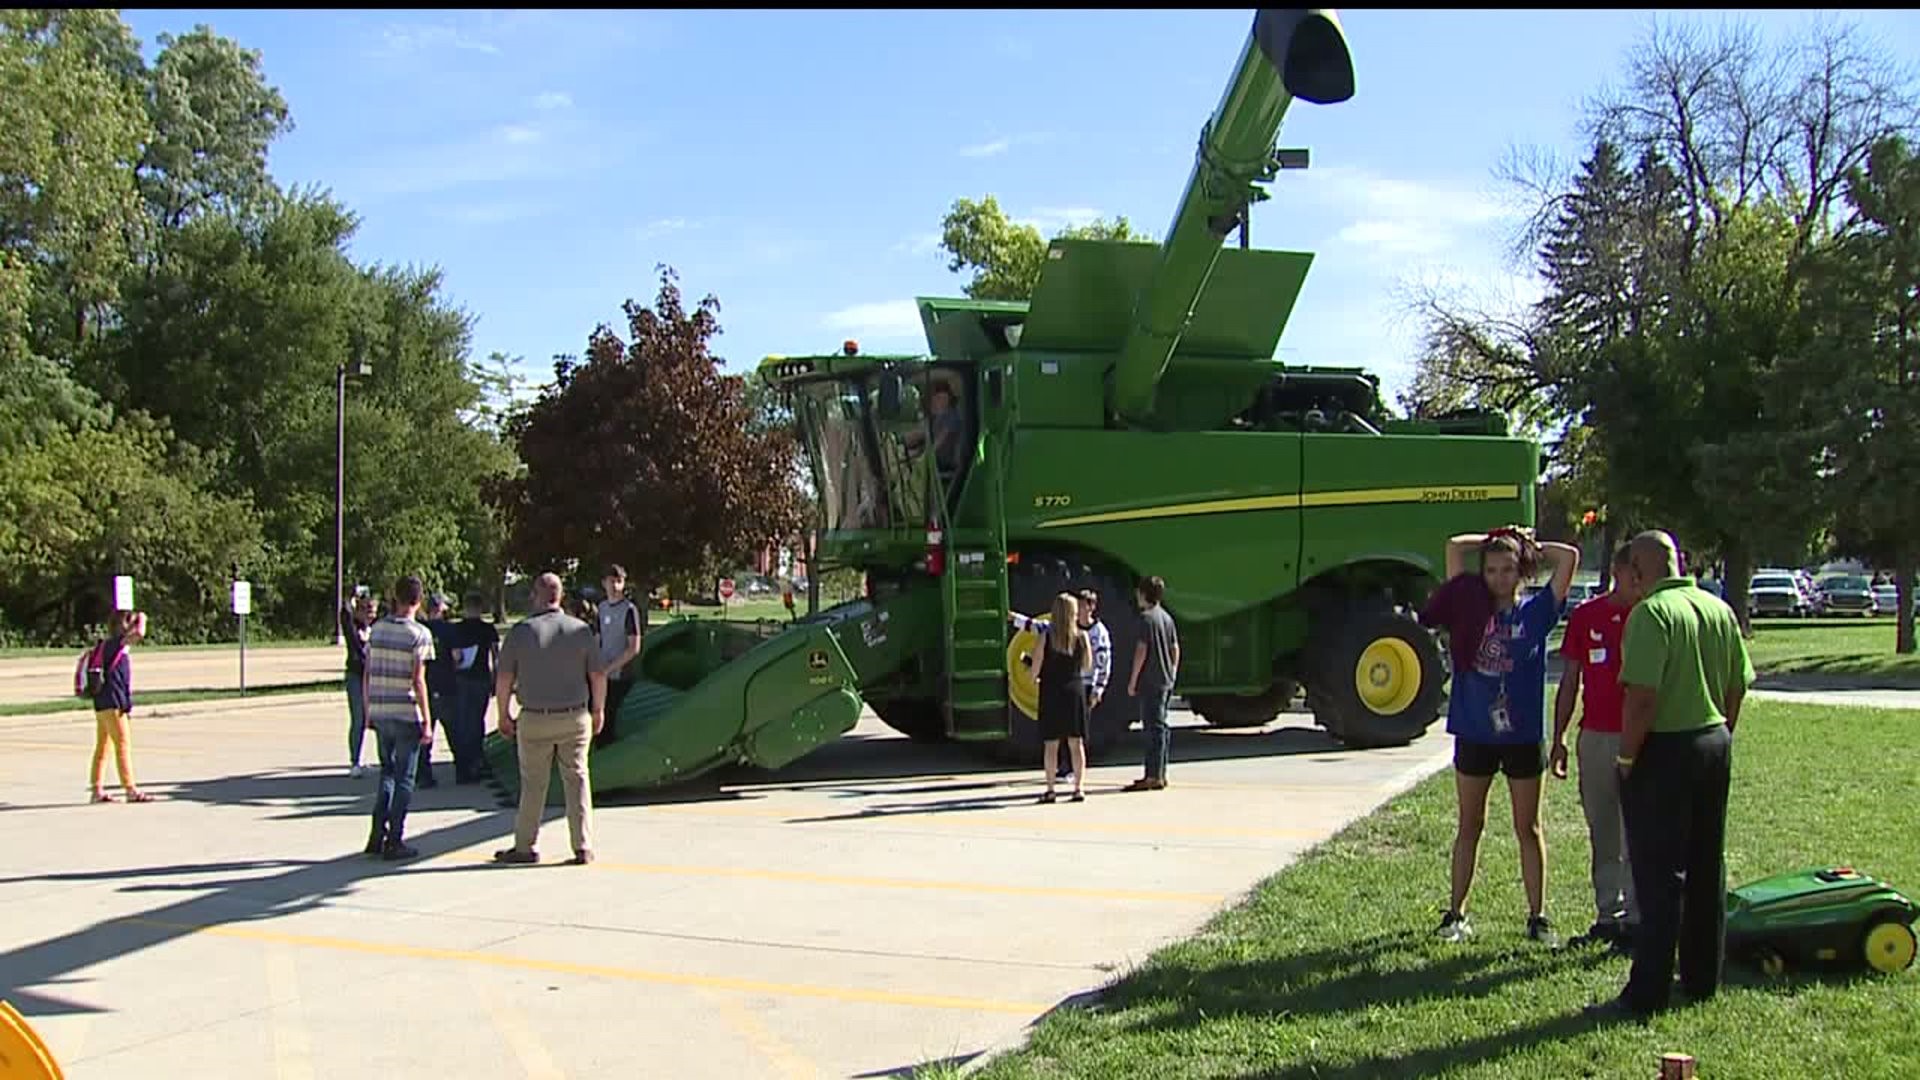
top-left (0, 679), bottom-right (342, 717)
top-left (948, 699), bottom-right (1920, 1079)
top-left (0, 638), bottom-right (332, 659)
top-left (1743, 618), bottom-right (1920, 682)
top-left (1545, 616), bottom-right (1920, 684)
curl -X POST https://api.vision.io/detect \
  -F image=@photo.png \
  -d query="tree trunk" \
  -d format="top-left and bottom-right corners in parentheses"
top-left (1723, 542), bottom-right (1755, 638)
top-left (1596, 519), bottom-right (1621, 592)
top-left (1897, 558), bottom-right (1916, 656)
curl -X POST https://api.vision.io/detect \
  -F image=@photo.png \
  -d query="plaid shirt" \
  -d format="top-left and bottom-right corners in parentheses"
top-left (365, 614), bottom-right (435, 724)
top-left (1011, 614), bottom-right (1112, 697)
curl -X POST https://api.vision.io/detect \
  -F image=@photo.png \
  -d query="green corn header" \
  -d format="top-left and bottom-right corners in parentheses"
top-left (486, 8), bottom-right (1541, 800)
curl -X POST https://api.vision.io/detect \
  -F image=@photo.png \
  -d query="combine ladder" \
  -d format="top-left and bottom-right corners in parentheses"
top-left (938, 388), bottom-right (1012, 741)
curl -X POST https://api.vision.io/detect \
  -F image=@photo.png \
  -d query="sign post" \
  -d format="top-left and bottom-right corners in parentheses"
top-left (718, 577), bottom-right (735, 617)
top-left (232, 581), bottom-right (252, 697)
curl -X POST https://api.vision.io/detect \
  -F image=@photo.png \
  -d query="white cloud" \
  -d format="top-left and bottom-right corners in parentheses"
top-left (532, 91), bottom-right (573, 111)
top-left (892, 231), bottom-right (943, 258)
top-left (1299, 165), bottom-right (1515, 266)
top-left (496, 124), bottom-right (543, 145)
top-left (369, 22), bottom-right (501, 59)
top-left (958, 132), bottom-right (1051, 159)
top-left (637, 217), bottom-right (698, 240)
top-left (435, 201), bottom-right (551, 226)
top-left (1017, 206), bottom-right (1104, 234)
top-left (822, 300), bottom-right (924, 341)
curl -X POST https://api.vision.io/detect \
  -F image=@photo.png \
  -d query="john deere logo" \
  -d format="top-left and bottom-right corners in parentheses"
top-left (807, 650), bottom-right (829, 671)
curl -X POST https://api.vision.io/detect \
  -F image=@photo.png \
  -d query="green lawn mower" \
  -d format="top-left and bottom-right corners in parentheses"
top-left (1725, 866), bottom-right (1919, 977)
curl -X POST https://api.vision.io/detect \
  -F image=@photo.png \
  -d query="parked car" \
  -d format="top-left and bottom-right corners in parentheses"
top-left (1819, 575), bottom-right (1877, 617)
top-left (1750, 573), bottom-right (1813, 618)
top-left (1874, 584), bottom-right (1900, 616)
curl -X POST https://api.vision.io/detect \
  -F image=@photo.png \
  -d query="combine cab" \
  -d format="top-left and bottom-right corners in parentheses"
top-left (486, 7), bottom-right (1545, 802)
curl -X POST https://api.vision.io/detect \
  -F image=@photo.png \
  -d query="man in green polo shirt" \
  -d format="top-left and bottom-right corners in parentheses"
top-left (1588, 530), bottom-right (1753, 1022)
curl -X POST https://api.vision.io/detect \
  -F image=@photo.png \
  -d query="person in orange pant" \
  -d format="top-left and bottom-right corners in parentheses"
top-left (89, 610), bottom-right (156, 804)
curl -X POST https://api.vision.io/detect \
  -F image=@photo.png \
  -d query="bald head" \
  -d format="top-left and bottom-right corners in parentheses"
top-left (1628, 530), bottom-right (1681, 583)
top-left (532, 573), bottom-right (564, 608)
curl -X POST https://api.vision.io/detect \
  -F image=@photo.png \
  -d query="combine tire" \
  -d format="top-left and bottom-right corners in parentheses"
top-left (992, 559), bottom-right (1140, 766)
top-left (872, 697), bottom-right (949, 744)
top-left (1305, 607), bottom-right (1443, 749)
top-left (1189, 680), bottom-right (1299, 728)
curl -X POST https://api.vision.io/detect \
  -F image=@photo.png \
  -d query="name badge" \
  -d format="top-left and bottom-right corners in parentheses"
top-left (1589, 647), bottom-right (1608, 664)
top-left (1510, 623), bottom-right (1526, 639)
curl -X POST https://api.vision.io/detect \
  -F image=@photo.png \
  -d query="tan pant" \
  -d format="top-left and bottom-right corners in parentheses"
top-left (511, 709), bottom-right (593, 855)
top-left (91, 709), bottom-right (136, 791)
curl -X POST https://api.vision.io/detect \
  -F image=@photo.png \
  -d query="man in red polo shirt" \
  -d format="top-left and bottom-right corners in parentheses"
top-left (1551, 543), bottom-right (1642, 951)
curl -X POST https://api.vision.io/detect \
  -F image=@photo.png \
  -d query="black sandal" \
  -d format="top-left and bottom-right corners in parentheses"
top-left (1070, 792), bottom-right (1085, 802)
top-left (1038, 792), bottom-right (1057, 804)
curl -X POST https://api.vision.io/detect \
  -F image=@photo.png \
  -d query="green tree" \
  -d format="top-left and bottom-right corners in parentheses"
top-left (135, 26), bottom-right (293, 232)
top-left (937, 195), bottom-right (1143, 301)
top-left (0, 8), bottom-right (151, 362)
top-left (495, 268), bottom-right (810, 601)
top-left (1806, 136), bottom-right (1920, 652)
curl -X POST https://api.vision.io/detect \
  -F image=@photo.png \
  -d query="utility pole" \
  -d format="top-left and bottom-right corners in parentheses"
top-left (335, 340), bottom-right (371, 646)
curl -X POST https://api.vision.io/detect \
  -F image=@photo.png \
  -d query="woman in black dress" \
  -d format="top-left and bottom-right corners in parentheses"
top-left (1036, 592), bottom-right (1092, 803)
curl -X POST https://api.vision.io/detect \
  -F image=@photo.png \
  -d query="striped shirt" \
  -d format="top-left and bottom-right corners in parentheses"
top-left (1011, 614), bottom-right (1113, 696)
top-left (365, 614), bottom-right (435, 724)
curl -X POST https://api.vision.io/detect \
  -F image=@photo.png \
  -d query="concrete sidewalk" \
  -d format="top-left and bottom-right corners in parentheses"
top-left (0, 691), bottom-right (1450, 1079)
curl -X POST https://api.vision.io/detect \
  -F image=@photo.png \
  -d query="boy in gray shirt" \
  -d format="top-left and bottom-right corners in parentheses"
top-left (1125, 575), bottom-right (1181, 792)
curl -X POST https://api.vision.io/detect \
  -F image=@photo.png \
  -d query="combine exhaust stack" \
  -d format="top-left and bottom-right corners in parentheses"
top-left (1110, 9), bottom-right (1355, 425)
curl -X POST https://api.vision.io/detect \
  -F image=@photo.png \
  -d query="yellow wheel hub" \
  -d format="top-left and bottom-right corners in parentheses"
top-left (1864, 920), bottom-right (1918, 974)
top-left (0, 1000), bottom-right (64, 1079)
top-left (1006, 626), bottom-right (1043, 721)
top-left (1354, 637), bottom-right (1421, 715)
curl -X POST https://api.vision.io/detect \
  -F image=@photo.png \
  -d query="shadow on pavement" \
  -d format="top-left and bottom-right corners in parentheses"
top-left (592, 713), bottom-right (1380, 810)
top-left (0, 809), bottom-right (515, 1021)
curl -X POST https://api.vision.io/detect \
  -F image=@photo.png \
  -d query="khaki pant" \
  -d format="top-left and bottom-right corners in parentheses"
top-left (1577, 729), bottom-right (1638, 927)
top-left (512, 709), bottom-right (594, 855)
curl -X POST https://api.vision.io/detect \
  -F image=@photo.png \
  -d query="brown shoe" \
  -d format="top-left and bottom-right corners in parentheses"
top-left (1123, 778), bottom-right (1159, 792)
top-left (492, 848), bottom-right (538, 864)
top-left (569, 849), bottom-right (594, 865)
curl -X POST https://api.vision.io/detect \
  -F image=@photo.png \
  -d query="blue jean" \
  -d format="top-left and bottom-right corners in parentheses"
top-left (1139, 687), bottom-right (1173, 778)
top-left (345, 675), bottom-right (367, 767)
top-left (370, 719), bottom-right (424, 846)
top-left (414, 689), bottom-right (453, 785)
top-left (453, 678), bottom-right (492, 779)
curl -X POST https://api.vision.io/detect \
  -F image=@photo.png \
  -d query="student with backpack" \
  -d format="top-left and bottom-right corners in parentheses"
top-left (83, 610), bottom-right (155, 804)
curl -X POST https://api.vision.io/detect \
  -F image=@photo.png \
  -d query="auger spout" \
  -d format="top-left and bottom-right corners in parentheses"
top-left (1110, 8), bottom-right (1354, 425)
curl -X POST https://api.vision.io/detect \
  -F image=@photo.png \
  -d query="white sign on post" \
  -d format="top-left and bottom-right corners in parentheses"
top-left (112, 575), bottom-right (134, 610)
top-left (232, 581), bottom-right (252, 615)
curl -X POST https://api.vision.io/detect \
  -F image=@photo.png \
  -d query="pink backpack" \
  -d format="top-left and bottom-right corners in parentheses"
top-left (73, 639), bottom-right (126, 699)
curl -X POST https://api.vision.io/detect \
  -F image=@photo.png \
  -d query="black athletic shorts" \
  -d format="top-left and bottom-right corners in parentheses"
top-left (1453, 738), bottom-right (1546, 780)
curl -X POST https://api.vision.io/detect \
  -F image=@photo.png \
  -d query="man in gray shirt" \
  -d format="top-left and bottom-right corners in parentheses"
top-left (492, 572), bottom-right (606, 865)
top-left (1125, 575), bottom-right (1181, 792)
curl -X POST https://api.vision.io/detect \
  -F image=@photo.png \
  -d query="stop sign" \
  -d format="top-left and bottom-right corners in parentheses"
top-left (718, 577), bottom-right (735, 600)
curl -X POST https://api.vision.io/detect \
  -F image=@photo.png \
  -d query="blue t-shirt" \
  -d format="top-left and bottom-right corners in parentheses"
top-left (1446, 587), bottom-right (1561, 744)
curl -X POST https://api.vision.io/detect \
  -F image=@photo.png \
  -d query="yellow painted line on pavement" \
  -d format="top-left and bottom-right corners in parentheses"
top-left (458, 854), bottom-right (1226, 905)
top-left (702, 988), bottom-right (820, 1080)
top-left (479, 973), bottom-right (568, 1080)
top-left (642, 801), bottom-right (1324, 840)
top-left (123, 918), bottom-right (1048, 1015)
top-left (265, 947), bottom-right (315, 1080)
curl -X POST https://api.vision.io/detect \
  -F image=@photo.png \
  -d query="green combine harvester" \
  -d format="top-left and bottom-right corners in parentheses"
top-left (486, 7), bottom-right (1543, 801)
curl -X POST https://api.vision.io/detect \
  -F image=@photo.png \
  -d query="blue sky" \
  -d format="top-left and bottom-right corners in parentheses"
top-left (121, 8), bottom-right (1920, 405)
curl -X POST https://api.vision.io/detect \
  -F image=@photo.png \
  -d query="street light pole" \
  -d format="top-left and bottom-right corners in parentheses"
top-left (334, 360), bottom-right (347, 646)
top-left (334, 342), bottom-right (371, 647)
